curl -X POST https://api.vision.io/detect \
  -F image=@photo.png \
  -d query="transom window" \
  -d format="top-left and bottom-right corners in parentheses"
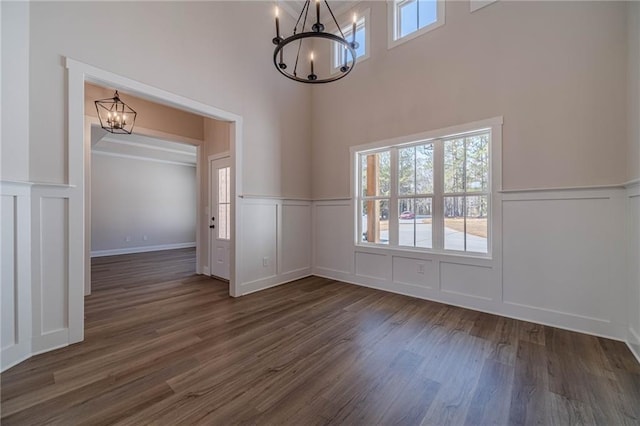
top-left (356, 128), bottom-right (492, 255)
top-left (332, 10), bottom-right (369, 73)
top-left (388, 0), bottom-right (445, 48)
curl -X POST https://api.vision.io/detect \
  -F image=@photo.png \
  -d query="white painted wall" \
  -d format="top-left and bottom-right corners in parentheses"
top-left (91, 153), bottom-right (196, 256)
top-left (1, 2), bottom-right (29, 181)
top-left (29, 1), bottom-right (311, 198)
top-left (311, 1), bottom-right (628, 198)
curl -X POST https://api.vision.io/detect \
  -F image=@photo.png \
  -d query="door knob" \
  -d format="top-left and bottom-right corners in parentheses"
top-left (211, 216), bottom-right (215, 221)
top-left (210, 225), bottom-right (215, 229)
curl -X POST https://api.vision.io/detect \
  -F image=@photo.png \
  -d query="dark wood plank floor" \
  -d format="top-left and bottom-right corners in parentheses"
top-left (2, 248), bottom-right (639, 425)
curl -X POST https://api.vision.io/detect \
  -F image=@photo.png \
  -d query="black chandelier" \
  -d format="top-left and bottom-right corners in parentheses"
top-left (272, 0), bottom-right (359, 84)
top-left (94, 90), bottom-right (137, 134)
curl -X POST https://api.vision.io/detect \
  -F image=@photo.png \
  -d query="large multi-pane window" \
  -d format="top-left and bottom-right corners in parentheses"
top-left (357, 129), bottom-right (491, 255)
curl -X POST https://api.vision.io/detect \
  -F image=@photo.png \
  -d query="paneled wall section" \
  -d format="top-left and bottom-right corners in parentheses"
top-left (313, 188), bottom-right (629, 341)
top-left (0, 182), bottom-right (32, 371)
top-left (238, 198), bottom-right (312, 295)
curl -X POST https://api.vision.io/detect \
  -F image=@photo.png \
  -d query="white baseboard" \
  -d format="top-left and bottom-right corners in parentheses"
top-left (91, 242), bottom-right (196, 257)
top-left (202, 266), bottom-right (210, 276)
top-left (312, 267), bottom-right (628, 343)
top-left (1, 343), bottom-right (31, 372)
top-left (240, 268), bottom-right (312, 296)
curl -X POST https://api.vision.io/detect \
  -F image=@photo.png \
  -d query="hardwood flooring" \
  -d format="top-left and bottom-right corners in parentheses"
top-left (1, 248), bottom-right (639, 425)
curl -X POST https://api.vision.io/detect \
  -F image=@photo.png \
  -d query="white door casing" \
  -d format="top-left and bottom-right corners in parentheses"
top-left (210, 155), bottom-right (231, 280)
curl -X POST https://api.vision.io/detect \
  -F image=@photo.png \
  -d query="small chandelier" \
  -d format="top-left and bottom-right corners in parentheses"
top-left (272, 0), bottom-right (359, 84)
top-left (94, 90), bottom-right (137, 134)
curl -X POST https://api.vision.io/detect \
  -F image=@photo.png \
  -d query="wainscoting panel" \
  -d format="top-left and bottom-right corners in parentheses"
top-left (239, 200), bottom-right (278, 286)
top-left (39, 197), bottom-right (69, 334)
top-left (313, 201), bottom-right (352, 275)
top-left (355, 252), bottom-right (391, 281)
top-left (313, 187), bottom-right (630, 341)
top-left (281, 202), bottom-right (311, 275)
top-left (392, 256), bottom-right (436, 289)
top-left (30, 184), bottom-right (80, 354)
top-left (238, 197), bottom-right (312, 295)
top-left (440, 261), bottom-right (493, 300)
top-left (502, 190), bottom-right (626, 336)
top-left (1, 182), bottom-right (32, 371)
top-left (1, 195), bottom-right (17, 350)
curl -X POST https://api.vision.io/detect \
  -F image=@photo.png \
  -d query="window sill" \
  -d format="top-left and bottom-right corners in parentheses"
top-left (330, 53), bottom-right (370, 76)
top-left (387, 18), bottom-right (445, 50)
top-left (355, 243), bottom-right (493, 263)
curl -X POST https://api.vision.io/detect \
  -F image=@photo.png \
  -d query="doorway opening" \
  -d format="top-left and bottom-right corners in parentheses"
top-left (67, 58), bottom-right (243, 345)
top-left (84, 82), bottom-right (233, 292)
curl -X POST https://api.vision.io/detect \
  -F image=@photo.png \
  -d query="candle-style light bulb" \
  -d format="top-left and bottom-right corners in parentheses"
top-left (275, 6), bottom-right (280, 39)
top-left (352, 13), bottom-right (357, 45)
top-left (310, 52), bottom-right (315, 75)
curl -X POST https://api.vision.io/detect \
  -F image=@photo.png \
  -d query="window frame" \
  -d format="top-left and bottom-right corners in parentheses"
top-left (330, 8), bottom-right (371, 75)
top-left (387, 0), bottom-right (446, 49)
top-left (351, 117), bottom-right (502, 259)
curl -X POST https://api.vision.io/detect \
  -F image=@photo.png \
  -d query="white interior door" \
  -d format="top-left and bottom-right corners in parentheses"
top-left (209, 156), bottom-right (231, 280)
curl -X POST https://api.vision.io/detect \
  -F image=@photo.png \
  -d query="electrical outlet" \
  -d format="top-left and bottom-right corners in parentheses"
top-left (417, 263), bottom-right (425, 274)
top-left (143, 235), bottom-right (148, 241)
top-left (125, 236), bottom-right (132, 242)
top-left (263, 257), bottom-right (269, 267)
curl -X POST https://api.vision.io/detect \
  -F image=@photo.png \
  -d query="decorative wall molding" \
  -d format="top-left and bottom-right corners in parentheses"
top-left (624, 178), bottom-right (640, 189)
top-left (237, 197), bottom-right (312, 296)
top-left (500, 183), bottom-right (628, 194)
top-left (311, 186), bottom-right (630, 342)
top-left (92, 150), bottom-right (196, 168)
top-left (91, 242), bottom-right (197, 258)
top-left (1, 183), bottom-right (33, 371)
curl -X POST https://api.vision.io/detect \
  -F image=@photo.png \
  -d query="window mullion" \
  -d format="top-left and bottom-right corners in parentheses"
top-left (463, 137), bottom-right (467, 252)
top-left (433, 139), bottom-right (444, 250)
top-left (389, 148), bottom-right (399, 246)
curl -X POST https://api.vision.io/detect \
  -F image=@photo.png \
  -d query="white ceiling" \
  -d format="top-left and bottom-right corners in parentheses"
top-left (280, 0), bottom-right (360, 21)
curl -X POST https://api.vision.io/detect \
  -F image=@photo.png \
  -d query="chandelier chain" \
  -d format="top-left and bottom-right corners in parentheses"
top-left (325, 0), bottom-right (346, 39)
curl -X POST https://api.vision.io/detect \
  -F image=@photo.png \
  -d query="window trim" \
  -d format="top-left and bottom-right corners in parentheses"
top-left (350, 116), bottom-right (503, 259)
top-left (387, 0), bottom-right (446, 50)
top-left (329, 8), bottom-right (371, 75)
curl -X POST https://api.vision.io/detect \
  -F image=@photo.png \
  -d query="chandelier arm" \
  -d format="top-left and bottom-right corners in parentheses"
top-left (325, 0), bottom-right (346, 39)
top-left (293, 1), bottom-right (311, 78)
top-left (293, 0), bottom-right (309, 34)
top-left (293, 38), bottom-right (302, 77)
